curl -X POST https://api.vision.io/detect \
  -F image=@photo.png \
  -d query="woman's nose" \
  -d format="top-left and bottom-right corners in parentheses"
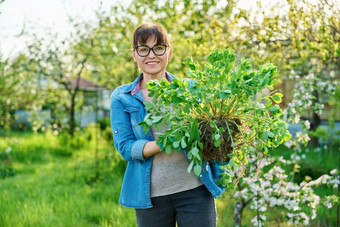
top-left (148, 49), bottom-right (156, 58)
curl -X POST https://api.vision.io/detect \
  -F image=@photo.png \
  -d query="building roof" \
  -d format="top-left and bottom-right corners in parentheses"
top-left (70, 77), bottom-right (107, 90)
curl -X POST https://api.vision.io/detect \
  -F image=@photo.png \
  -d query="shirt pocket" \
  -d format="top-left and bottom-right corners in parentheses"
top-left (124, 106), bottom-right (141, 128)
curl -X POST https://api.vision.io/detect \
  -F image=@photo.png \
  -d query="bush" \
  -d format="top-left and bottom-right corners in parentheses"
top-left (0, 165), bottom-right (16, 179)
top-left (98, 117), bottom-right (111, 131)
top-left (102, 126), bottom-right (113, 143)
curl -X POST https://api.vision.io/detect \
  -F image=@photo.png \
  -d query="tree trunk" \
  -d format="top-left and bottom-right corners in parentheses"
top-left (69, 94), bottom-right (76, 137)
top-left (310, 90), bottom-right (321, 147)
top-left (68, 57), bottom-right (87, 137)
top-left (234, 201), bottom-right (244, 227)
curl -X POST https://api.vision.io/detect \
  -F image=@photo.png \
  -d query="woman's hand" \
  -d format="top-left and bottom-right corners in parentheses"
top-left (142, 141), bottom-right (162, 158)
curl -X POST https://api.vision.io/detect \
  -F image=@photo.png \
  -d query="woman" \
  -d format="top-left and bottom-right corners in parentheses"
top-left (110, 22), bottom-right (226, 227)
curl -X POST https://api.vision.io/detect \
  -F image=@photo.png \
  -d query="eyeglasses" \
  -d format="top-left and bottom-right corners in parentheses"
top-left (134, 44), bottom-right (168, 57)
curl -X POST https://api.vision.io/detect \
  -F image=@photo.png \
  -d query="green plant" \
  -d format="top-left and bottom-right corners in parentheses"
top-left (102, 126), bottom-right (113, 143)
top-left (0, 147), bottom-right (16, 179)
top-left (140, 48), bottom-right (291, 186)
top-left (98, 117), bottom-right (111, 131)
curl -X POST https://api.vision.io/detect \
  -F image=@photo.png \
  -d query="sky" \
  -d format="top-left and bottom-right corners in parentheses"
top-left (0, 0), bottom-right (118, 58)
top-left (0, 0), bottom-right (277, 59)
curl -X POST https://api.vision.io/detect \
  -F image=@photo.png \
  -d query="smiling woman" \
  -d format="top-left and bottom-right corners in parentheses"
top-left (110, 22), bottom-right (227, 227)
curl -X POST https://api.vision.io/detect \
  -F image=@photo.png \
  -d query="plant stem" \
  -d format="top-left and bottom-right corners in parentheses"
top-left (209, 102), bottom-right (216, 115)
top-left (220, 99), bottom-right (224, 117)
top-left (225, 97), bottom-right (237, 115)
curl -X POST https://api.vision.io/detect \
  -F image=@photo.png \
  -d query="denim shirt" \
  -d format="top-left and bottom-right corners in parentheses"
top-left (110, 72), bottom-right (226, 209)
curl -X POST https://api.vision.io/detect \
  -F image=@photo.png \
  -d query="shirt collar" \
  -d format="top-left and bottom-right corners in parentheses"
top-left (131, 72), bottom-right (172, 95)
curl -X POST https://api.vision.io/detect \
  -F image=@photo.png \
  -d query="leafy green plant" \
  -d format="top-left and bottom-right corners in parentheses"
top-left (0, 147), bottom-right (16, 179)
top-left (139, 48), bottom-right (291, 186)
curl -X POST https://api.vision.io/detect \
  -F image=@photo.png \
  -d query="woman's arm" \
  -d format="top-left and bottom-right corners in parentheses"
top-left (111, 91), bottom-right (150, 162)
top-left (111, 89), bottom-right (163, 161)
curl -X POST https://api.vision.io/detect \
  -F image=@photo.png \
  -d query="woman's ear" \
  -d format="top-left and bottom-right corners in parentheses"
top-left (132, 49), bottom-right (137, 62)
top-left (168, 47), bottom-right (173, 61)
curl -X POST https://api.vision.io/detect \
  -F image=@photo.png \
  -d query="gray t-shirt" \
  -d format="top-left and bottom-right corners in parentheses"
top-left (150, 125), bottom-right (203, 197)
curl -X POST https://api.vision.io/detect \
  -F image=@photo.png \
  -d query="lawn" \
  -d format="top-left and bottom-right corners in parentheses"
top-left (0, 128), bottom-right (136, 226)
top-left (0, 128), bottom-right (338, 226)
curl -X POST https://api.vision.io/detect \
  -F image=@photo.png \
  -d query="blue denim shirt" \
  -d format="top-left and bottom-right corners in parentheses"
top-left (110, 72), bottom-right (226, 209)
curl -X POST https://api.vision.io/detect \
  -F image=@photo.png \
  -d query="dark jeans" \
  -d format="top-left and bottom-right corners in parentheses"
top-left (135, 185), bottom-right (217, 227)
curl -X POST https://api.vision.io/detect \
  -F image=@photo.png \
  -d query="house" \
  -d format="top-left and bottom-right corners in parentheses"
top-left (71, 77), bottom-right (111, 127)
top-left (15, 77), bottom-right (111, 129)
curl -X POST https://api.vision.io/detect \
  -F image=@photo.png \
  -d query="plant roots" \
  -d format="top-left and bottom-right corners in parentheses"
top-left (199, 118), bottom-right (241, 162)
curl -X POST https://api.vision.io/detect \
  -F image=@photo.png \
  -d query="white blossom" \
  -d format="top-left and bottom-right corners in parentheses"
top-left (304, 120), bottom-right (311, 129)
top-left (306, 73), bottom-right (314, 79)
top-left (330, 71), bottom-right (335, 78)
top-left (330, 169), bottom-right (337, 175)
top-left (284, 140), bottom-right (293, 148)
top-left (251, 216), bottom-right (264, 227)
top-left (5, 147), bottom-right (11, 154)
top-left (323, 200), bottom-right (333, 209)
top-left (293, 115), bottom-right (300, 123)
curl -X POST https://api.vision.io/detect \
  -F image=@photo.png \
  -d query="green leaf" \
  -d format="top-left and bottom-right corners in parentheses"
top-left (214, 138), bottom-right (220, 147)
top-left (194, 165), bottom-right (202, 177)
top-left (190, 147), bottom-right (199, 158)
top-left (146, 119), bottom-right (152, 126)
top-left (198, 141), bottom-right (203, 149)
top-left (267, 131), bottom-right (275, 138)
top-left (144, 101), bottom-right (153, 110)
top-left (184, 103), bottom-right (190, 113)
top-left (214, 134), bottom-right (220, 140)
top-left (262, 131), bottom-right (268, 140)
top-left (269, 105), bottom-right (279, 112)
top-left (176, 115), bottom-right (183, 121)
top-left (243, 78), bottom-right (253, 84)
top-left (272, 93), bottom-right (283, 103)
top-left (187, 161), bottom-right (194, 173)
top-left (152, 116), bottom-right (164, 124)
top-left (173, 141), bottom-right (180, 148)
top-left (181, 137), bottom-right (187, 149)
top-left (165, 145), bottom-right (172, 154)
top-left (145, 81), bottom-right (156, 89)
top-left (190, 121), bottom-right (200, 141)
top-left (160, 78), bottom-right (170, 86)
top-left (220, 90), bottom-right (231, 99)
top-left (183, 80), bottom-right (189, 87)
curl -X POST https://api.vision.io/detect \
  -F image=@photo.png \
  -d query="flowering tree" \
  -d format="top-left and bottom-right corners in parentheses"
top-left (232, 71), bottom-right (339, 226)
top-left (233, 155), bottom-right (339, 226)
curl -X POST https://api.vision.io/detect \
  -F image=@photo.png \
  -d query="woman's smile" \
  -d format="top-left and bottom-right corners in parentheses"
top-left (145, 61), bottom-right (160, 65)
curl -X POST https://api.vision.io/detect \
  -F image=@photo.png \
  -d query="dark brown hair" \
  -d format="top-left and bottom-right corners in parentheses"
top-left (133, 23), bottom-right (171, 49)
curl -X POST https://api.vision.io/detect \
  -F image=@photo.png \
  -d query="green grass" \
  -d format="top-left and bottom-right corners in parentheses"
top-left (0, 129), bottom-right (136, 226)
top-left (0, 129), bottom-right (338, 226)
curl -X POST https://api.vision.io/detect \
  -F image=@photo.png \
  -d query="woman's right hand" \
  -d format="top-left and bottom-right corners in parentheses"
top-left (142, 141), bottom-right (162, 158)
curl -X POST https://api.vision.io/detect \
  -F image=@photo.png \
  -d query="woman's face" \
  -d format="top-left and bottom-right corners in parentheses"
top-left (133, 35), bottom-right (172, 78)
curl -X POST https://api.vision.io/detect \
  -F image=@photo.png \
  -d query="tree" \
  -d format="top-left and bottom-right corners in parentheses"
top-left (0, 53), bottom-right (46, 130)
top-left (75, 0), bottom-right (238, 91)
top-left (233, 155), bottom-right (338, 226)
top-left (231, 0), bottom-right (340, 145)
top-left (22, 22), bottom-right (96, 136)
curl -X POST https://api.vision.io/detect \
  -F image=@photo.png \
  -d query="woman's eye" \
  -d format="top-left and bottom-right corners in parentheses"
top-left (155, 46), bottom-right (164, 51)
top-left (139, 47), bottom-right (149, 52)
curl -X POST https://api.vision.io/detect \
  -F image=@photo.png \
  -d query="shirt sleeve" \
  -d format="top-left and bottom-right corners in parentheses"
top-left (110, 93), bottom-right (148, 162)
